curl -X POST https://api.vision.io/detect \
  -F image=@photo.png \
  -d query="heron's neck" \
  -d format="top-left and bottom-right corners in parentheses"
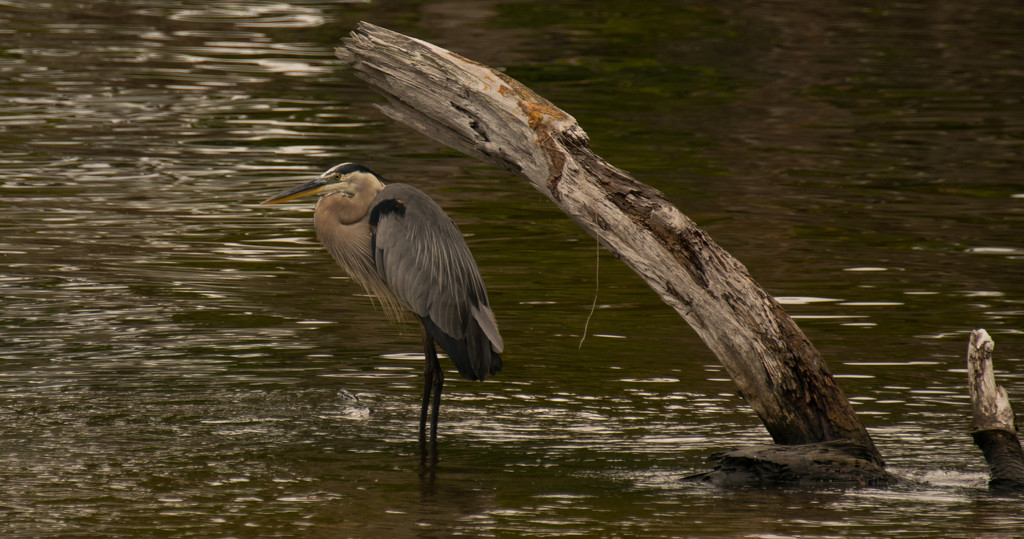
top-left (314, 193), bottom-right (371, 225)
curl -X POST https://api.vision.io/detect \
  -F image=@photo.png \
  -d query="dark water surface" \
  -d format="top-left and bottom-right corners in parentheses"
top-left (2, 0), bottom-right (1023, 536)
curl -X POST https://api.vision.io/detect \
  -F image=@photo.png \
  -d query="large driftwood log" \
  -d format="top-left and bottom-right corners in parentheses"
top-left (967, 329), bottom-right (1024, 491)
top-left (337, 22), bottom-right (883, 467)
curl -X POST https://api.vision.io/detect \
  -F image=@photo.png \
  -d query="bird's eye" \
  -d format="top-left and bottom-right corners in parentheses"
top-left (333, 173), bottom-right (343, 181)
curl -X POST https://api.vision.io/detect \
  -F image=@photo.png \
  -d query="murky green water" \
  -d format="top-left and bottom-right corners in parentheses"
top-left (2, 0), bottom-right (1023, 536)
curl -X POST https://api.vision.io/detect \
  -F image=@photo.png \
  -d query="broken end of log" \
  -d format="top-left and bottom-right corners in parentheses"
top-left (967, 330), bottom-right (1024, 492)
top-left (334, 21), bottom-right (585, 195)
top-left (684, 441), bottom-right (897, 489)
top-left (967, 328), bottom-right (1016, 433)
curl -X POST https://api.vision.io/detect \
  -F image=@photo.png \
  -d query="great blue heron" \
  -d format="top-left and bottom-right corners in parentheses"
top-left (262, 163), bottom-right (503, 462)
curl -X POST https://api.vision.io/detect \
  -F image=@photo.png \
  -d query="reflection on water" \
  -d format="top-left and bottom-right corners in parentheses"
top-left (2, 0), bottom-right (1024, 536)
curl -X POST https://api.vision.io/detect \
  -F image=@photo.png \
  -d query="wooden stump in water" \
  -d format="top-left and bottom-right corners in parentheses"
top-left (967, 329), bottom-right (1024, 492)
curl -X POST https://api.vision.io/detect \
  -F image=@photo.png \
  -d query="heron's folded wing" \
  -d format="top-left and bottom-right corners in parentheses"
top-left (369, 183), bottom-right (501, 354)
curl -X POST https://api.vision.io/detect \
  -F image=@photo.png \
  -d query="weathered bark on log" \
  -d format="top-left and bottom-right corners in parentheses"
top-left (337, 22), bottom-right (883, 467)
top-left (967, 329), bottom-right (1024, 491)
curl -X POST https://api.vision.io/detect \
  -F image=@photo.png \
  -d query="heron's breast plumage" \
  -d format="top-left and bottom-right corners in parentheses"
top-left (313, 193), bottom-right (405, 321)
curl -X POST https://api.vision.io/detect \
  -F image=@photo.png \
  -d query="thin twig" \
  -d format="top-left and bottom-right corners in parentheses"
top-left (579, 233), bottom-right (600, 349)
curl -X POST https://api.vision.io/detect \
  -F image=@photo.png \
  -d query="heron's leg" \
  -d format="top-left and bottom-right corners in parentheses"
top-left (429, 352), bottom-right (444, 462)
top-left (420, 328), bottom-right (437, 461)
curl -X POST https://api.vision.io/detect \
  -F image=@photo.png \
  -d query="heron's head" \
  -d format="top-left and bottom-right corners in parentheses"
top-left (262, 163), bottom-right (386, 205)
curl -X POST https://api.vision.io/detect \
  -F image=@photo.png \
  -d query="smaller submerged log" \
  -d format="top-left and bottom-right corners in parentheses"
top-left (967, 329), bottom-right (1024, 492)
top-left (685, 441), bottom-right (895, 488)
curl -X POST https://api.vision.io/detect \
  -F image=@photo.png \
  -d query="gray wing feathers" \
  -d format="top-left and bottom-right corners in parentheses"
top-left (371, 184), bottom-right (502, 378)
top-left (471, 303), bottom-right (503, 353)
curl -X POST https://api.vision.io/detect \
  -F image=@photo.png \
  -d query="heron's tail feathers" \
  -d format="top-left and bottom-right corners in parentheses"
top-left (421, 315), bottom-right (502, 382)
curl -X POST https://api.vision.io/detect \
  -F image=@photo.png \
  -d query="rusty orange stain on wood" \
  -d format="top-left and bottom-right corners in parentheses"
top-left (526, 103), bottom-right (566, 130)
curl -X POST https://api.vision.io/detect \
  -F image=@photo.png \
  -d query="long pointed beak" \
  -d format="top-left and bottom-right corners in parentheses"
top-left (261, 177), bottom-right (329, 205)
